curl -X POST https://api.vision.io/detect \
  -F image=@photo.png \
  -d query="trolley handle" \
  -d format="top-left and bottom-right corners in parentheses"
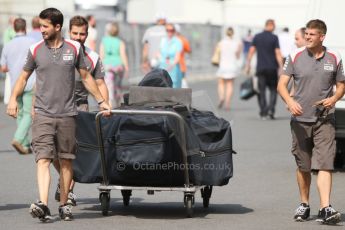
top-left (95, 109), bottom-right (190, 187)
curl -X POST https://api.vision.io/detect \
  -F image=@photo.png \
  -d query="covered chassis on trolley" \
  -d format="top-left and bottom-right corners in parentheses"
top-left (73, 86), bottom-right (234, 217)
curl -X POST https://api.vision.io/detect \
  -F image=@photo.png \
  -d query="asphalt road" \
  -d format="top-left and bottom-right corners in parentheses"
top-left (0, 78), bottom-right (344, 230)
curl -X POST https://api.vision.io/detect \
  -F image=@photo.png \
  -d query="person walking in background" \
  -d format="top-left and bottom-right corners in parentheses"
top-left (288, 27), bottom-right (307, 98)
top-left (174, 23), bottom-right (191, 88)
top-left (1, 18), bottom-right (36, 155)
top-left (100, 22), bottom-right (129, 107)
top-left (277, 19), bottom-right (344, 224)
top-left (278, 27), bottom-right (296, 62)
top-left (295, 27), bottom-right (306, 48)
top-left (242, 29), bottom-right (253, 68)
top-left (85, 15), bottom-right (97, 51)
top-left (216, 27), bottom-right (243, 110)
top-left (141, 12), bottom-right (167, 73)
top-left (27, 16), bottom-right (42, 42)
top-left (245, 19), bottom-right (283, 120)
top-left (53, 15), bottom-right (109, 207)
top-left (158, 23), bottom-right (182, 88)
top-left (6, 8), bottom-right (110, 222)
top-left (3, 16), bottom-right (16, 44)
top-left (2, 16), bottom-right (16, 105)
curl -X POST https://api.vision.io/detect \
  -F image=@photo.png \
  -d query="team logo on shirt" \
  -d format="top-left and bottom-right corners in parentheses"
top-left (324, 63), bottom-right (334, 71)
top-left (63, 50), bottom-right (74, 61)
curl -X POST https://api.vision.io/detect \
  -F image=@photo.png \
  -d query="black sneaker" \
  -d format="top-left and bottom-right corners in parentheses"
top-left (294, 203), bottom-right (310, 221)
top-left (29, 201), bottom-right (53, 222)
top-left (59, 204), bottom-right (73, 221)
top-left (55, 183), bottom-right (60, 202)
top-left (67, 191), bottom-right (77, 206)
top-left (316, 205), bottom-right (341, 224)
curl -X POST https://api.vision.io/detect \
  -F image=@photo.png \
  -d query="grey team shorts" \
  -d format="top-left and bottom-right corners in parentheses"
top-left (31, 114), bottom-right (76, 162)
top-left (290, 118), bottom-right (336, 172)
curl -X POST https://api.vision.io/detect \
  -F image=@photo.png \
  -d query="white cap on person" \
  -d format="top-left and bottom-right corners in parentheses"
top-left (155, 12), bottom-right (167, 21)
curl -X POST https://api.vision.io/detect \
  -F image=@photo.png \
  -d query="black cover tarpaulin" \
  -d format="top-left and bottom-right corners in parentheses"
top-left (73, 68), bottom-right (233, 186)
top-left (73, 107), bottom-right (233, 186)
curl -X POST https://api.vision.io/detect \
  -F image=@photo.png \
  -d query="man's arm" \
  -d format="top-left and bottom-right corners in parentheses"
top-left (0, 45), bottom-right (8, 72)
top-left (0, 65), bottom-right (8, 72)
top-left (277, 74), bottom-right (303, 116)
top-left (7, 70), bottom-right (32, 117)
top-left (79, 68), bottom-right (110, 111)
top-left (141, 42), bottom-right (149, 72)
top-left (275, 48), bottom-right (284, 71)
top-left (319, 81), bottom-right (345, 109)
top-left (245, 46), bottom-right (256, 74)
top-left (95, 78), bottom-right (109, 104)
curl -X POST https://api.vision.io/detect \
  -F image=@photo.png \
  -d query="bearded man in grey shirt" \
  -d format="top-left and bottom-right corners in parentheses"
top-left (52, 15), bottom-right (109, 207)
top-left (6, 8), bottom-right (110, 222)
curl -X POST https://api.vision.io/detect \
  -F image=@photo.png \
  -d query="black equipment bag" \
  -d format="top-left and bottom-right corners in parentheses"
top-left (240, 76), bottom-right (258, 100)
top-left (184, 109), bottom-right (233, 186)
top-left (105, 110), bottom-right (185, 186)
top-left (73, 109), bottom-right (185, 186)
top-left (73, 111), bottom-right (102, 183)
top-left (73, 108), bottom-right (233, 186)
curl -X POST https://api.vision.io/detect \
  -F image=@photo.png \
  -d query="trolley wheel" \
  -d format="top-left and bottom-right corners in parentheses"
top-left (201, 186), bottom-right (213, 208)
top-left (184, 194), bottom-right (194, 218)
top-left (99, 192), bottom-right (110, 216)
top-left (121, 190), bottom-right (132, 206)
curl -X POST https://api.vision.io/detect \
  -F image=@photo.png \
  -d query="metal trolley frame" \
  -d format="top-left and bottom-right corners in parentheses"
top-left (95, 109), bottom-right (213, 217)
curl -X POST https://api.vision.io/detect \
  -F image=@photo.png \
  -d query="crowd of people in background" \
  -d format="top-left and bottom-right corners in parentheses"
top-left (0, 8), bottom-right (344, 225)
top-left (3, 11), bottom-right (312, 116)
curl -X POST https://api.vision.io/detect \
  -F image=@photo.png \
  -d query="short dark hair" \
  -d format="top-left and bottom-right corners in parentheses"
top-left (39, 8), bottom-right (63, 29)
top-left (226, 27), bottom-right (234, 37)
top-left (265, 19), bottom-right (275, 26)
top-left (14, 18), bottom-right (26, 32)
top-left (306, 19), bottom-right (327, 34)
top-left (31, 16), bottom-right (40, 29)
top-left (69, 16), bottom-right (88, 31)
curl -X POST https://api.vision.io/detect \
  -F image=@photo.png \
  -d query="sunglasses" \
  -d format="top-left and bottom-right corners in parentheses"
top-left (166, 29), bottom-right (175, 32)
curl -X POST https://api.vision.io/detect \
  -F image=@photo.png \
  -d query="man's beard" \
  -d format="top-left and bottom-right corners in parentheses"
top-left (44, 32), bottom-right (57, 41)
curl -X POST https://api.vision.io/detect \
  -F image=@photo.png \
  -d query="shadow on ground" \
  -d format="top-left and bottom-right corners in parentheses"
top-left (75, 200), bottom-right (253, 220)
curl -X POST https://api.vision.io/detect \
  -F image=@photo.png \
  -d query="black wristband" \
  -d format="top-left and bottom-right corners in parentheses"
top-left (97, 99), bottom-right (105, 105)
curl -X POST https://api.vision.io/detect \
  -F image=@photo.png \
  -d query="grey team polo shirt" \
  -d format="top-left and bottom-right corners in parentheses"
top-left (24, 38), bottom-right (87, 117)
top-left (75, 46), bottom-right (105, 104)
top-left (283, 46), bottom-right (345, 122)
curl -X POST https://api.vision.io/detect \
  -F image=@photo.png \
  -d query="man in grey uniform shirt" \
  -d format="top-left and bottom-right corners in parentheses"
top-left (141, 13), bottom-right (167, 73)
top-left (6, 8), bottom-right (110, 222)
top-left (278, 19), bottom-right (345, 224)
top-left (53, 15), bottom-right (109, 207)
